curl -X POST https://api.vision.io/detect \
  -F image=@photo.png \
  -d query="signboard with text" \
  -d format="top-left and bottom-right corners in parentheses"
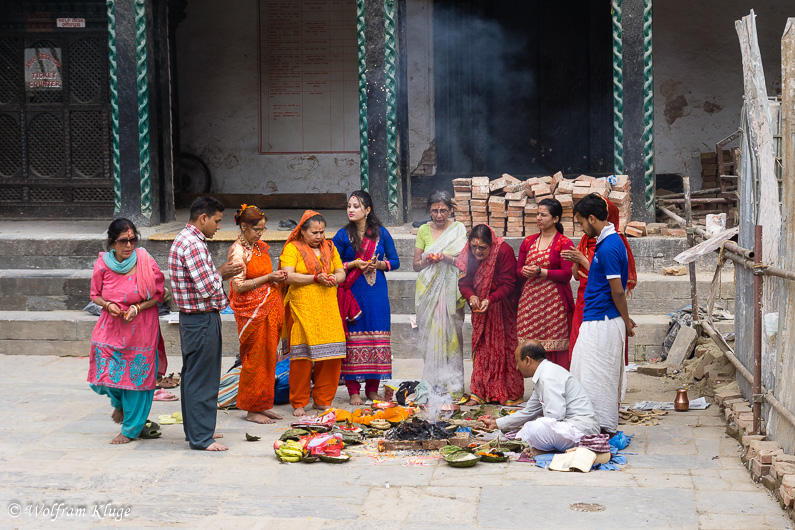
top-left (56, 18), bottom-right (86, 28)
top-left (259, 0), bottom-right (358, 154)
top-left (24, 48), bottom-right (62, 90)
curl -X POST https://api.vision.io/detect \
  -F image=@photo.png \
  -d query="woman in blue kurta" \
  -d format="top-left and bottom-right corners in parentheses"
top-left (333, 191), bottom-right (400, 406)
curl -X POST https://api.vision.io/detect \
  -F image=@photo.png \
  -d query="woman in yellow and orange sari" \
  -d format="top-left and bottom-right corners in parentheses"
top-left (228, 205), bottom-right (287, 424)
top-left (279, 210), bottom-right (347, 417)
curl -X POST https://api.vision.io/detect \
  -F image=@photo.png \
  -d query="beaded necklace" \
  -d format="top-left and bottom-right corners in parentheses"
top-left (238, 234), bottom-right (262, 257)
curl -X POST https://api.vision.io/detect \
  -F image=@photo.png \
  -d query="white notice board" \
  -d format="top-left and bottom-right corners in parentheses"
top-left (259, 0), bottom-right (359, 154)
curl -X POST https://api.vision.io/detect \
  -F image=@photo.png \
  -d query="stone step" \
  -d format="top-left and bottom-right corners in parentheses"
top-left (0, 232), bottom-right (727, 273)
top-left (0, 268), bottom-right (735, 315)
top-left (0, 310), bottom-right (733, 362)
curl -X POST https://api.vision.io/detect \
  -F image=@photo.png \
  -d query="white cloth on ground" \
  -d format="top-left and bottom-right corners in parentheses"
top-left (516, 416), bottom-right (584, 452)
top-left (570, 316), bottom-right (626, 433)
top-left (495, 359), bottom-right (600, 437)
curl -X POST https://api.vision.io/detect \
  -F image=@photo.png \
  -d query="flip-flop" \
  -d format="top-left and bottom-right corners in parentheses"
top-left (140, 420), bottom-right (162, 439)
top-left (158, 412), bottom-right (183, 425)
top-left (153, 389), bottom-right (179, 401)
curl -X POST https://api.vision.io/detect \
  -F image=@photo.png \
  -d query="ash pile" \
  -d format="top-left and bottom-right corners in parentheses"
top-left (385, 418), bottom-right (451, 441)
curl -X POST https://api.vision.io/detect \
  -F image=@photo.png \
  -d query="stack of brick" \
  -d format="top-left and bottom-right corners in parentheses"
top-left (701, 152), bottom-right (715, 188)
top-left (554, 176), bottom-right (575, 237)
top-left (486, 174), bottom-right (520, 236)
top-left (524, 197), bottom-right (539, 236)
top-left (452, 178), bottom-right (472, 231)
top-left (608, 174), bottom-right (631, 232)
top-left (523, 173), bottom-right (556, 237)
top-left (470, 176), bottom-right (490, 228)
top-left (505, 179), bottom-right (527, 237)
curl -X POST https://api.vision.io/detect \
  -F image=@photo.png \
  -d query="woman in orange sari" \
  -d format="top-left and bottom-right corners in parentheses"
top-left (562, 198), bottom-right (637, 363)
top-left (279, 211), bottom-right (347, 416)
top-left (228, 205), bottom-right (287, 424)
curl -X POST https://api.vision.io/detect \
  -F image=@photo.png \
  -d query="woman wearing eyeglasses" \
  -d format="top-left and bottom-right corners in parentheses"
top-left (88, 218), bottom-right (167, 444)
top-left (227, 205), bottom-right (287, 424)
top-left (413, 191), bottom-right (467, 393)
top-left (456, 224), bottom-right (523, 406)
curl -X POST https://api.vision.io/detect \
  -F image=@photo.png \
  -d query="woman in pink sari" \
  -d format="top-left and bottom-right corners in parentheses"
top-left (88, 219), bottom-right (167, 444)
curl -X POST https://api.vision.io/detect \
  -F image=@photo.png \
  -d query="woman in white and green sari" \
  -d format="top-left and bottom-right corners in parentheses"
top-left (413, 191), bottom-right (468, 393)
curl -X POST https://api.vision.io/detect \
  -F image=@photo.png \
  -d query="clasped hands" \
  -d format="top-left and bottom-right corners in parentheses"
top-left (315, 272), bottom-right (338, 287)
top-left (354, 257), bottom-right (379, 273)
top-left (267, 270), bottom-right (288, 283)
top-left (468, 296), bottom-right (490, 313)
top-left (425, 252), bottom-right (446, 264)
top-left (104, 301), bottom-right (141, 323)
top-left (521, 264), bottom-right (542, 278)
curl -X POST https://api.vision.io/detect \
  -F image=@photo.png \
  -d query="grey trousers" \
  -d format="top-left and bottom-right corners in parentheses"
top-left (179, 311), bottom-right (222, 450)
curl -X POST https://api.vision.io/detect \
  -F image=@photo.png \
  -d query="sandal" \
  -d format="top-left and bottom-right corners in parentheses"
top-left (140, 420), bottom-right (162, 439)
top-left (153, 389), bottom-right (179, 401)
top-left (158, 412), bottom-right (183, 425)
top-left (156, 376), bottom-right (179, 389)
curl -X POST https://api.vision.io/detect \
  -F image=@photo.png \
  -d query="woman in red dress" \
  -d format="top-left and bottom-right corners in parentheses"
top-left (516, 198), bottom-right (575, 370)
top-left (456, 224), bottom-right (523, 406)
top-left (562, 198), bottom-right (637, 363)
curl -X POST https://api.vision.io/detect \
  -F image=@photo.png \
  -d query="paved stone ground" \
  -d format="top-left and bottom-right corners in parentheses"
top-left (0, 354), bottom-right (791, 529)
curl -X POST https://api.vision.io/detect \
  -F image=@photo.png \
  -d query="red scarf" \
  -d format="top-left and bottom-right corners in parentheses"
top-left (336, 234), bottom-right (376, 331)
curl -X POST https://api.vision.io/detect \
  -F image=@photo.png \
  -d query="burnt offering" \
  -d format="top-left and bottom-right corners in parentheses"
top-left (386, 418), bottom-right (450, 441)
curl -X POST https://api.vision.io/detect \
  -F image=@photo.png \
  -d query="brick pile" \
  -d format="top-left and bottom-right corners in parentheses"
top-left (453, 173), bottom-right (634, 240)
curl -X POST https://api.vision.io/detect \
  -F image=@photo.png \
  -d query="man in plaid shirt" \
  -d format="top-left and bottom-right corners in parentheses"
top-left (168, 196), bottom-right (242, 451)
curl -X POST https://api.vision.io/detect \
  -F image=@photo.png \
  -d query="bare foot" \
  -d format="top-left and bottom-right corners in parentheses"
top-left (246, 411), bottom-right (277, 424)
top-left (349, 394), bottom-right (364, 406)
top-left (463, 399), bottom-right (479, 407)
top-left (312, 403), bottom-right (329, 411)
top-left (262, 410), bottom-right (284, 420)
top-left (110, 433), bottom-right (132, 444)
top-left (205, 441), bottom-right (228, 451)
top-left (111, 408), bottom-right (124, 424)
top-left (293, 407), bottom-right (307, 417)
top-left (213, 433), bottom-right (224, 439)
top-left (366, 391), bottom-right (384, 402)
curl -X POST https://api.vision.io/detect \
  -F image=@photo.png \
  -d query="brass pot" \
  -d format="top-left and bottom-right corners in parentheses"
top-left (674, 388), bottom-right (690, 412)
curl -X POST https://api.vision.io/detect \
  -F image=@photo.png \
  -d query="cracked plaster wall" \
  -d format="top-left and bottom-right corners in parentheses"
top-left (654, 1), bottom-right (789, 189)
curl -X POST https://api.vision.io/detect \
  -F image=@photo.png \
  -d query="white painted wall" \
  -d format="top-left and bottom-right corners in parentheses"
top-left (176, 0), bottom-right (360, 195)
top-left (653, 1), bottom-right (789, 189)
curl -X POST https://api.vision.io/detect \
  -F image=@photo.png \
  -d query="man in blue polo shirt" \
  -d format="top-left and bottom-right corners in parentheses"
top-left (569, 193), bottom-right (635, 434)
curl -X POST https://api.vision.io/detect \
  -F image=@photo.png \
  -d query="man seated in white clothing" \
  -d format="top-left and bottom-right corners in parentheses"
top-left (480, 340), bottom-right (600, 452)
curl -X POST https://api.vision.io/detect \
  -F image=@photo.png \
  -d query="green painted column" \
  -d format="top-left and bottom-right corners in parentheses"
top-left (356, 0), bottom-right (369, 192)
top-left (107, 0), bottom-right (161, 226)
top-left (612, 0), bottom-right (624, 175)
top-left (618, 0), bottom-right (655, 222)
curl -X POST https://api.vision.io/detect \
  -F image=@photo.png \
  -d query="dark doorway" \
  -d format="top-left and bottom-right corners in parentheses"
top-left (0, 0), bottom-right (112, 217)
top-left (433, 0), bottom-right (613, 179)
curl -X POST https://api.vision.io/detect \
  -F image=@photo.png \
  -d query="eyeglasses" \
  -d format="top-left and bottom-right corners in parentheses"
top-left (116, 237), bottom-right (139, 246)
top-left (430, 208), bottom-right (450, 215)
top-left (471, 244), bottom-right (489, 252)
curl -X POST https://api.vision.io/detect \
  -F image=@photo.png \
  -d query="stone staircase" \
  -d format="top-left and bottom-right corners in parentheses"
top-left (0, 231), bottom-right (735, 360)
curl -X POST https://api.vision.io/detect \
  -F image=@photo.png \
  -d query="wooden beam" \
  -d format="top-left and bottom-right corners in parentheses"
top-left (736, 10), bottom-right (780, 263)
top-left (174, 193), bottom-right (347, 210)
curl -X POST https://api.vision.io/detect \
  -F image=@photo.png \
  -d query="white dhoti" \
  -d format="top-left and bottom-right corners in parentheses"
top-left (570, 316), bottom-right (626, 433)
top-left (516, 417), bottom-right (584, 452)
